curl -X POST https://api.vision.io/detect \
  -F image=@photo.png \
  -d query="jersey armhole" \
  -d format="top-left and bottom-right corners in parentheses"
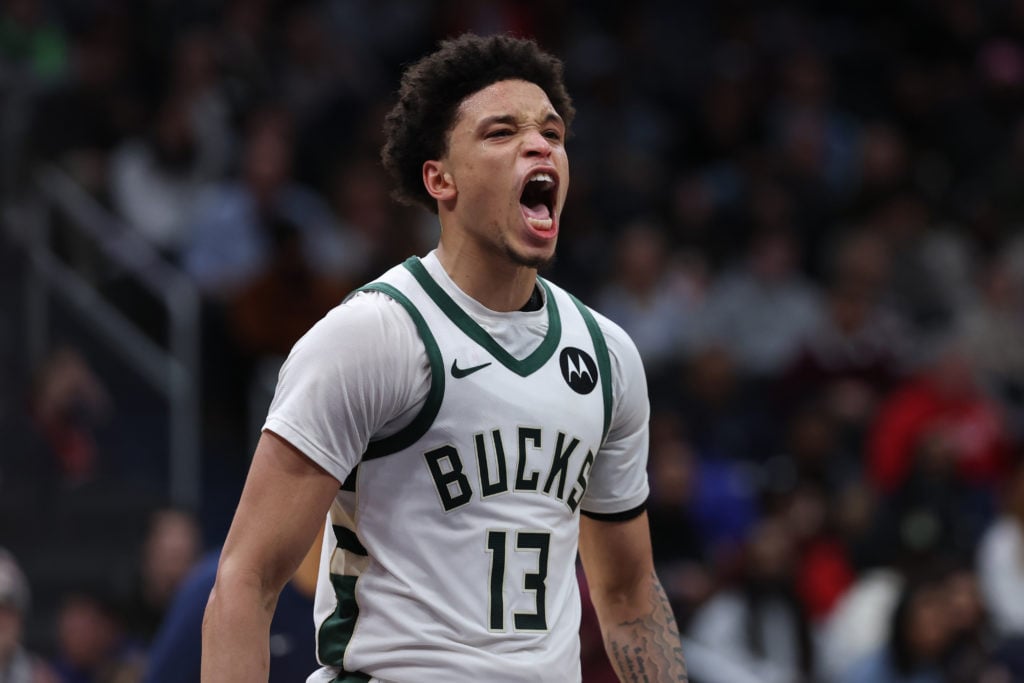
top-left (358, 283), bottom-right (445, 460)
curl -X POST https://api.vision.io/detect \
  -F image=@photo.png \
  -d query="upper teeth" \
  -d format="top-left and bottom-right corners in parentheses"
top-left (529, 172), bottom-right (554, 188)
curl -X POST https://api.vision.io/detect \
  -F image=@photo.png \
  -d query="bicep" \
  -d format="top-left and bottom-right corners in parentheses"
top-left (216, 431), bottom-right (339, 596)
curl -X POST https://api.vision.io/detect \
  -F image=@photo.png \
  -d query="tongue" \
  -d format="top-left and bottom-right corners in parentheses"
top-left (521, 201), bottom-right (551, 220)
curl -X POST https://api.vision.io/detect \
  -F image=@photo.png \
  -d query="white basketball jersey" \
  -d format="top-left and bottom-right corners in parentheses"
top-left (308, 257), bottom-right (616, 682)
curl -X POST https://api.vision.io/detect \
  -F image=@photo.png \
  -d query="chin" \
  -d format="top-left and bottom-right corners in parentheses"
top-left (504, 244), bottom-right (557, 272)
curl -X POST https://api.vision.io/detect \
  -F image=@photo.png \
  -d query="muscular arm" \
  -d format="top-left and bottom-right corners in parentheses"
top-left (201, 430), bottom-right (339, 681)
top-left (579, 512), bottom-right (688, 683)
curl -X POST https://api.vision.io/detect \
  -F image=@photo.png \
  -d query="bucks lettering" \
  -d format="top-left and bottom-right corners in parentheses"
top-left (424, 427), bottom-right (595, 513)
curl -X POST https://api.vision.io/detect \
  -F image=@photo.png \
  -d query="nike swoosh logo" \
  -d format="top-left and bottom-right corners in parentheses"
top-left (451, 359), bottom-right (492, 378)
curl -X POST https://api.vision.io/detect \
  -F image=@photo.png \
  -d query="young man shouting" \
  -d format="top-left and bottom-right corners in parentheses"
top-left (202, 33), bottom-right (688, 683)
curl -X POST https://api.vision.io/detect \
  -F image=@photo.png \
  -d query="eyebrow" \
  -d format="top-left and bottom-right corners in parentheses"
top-left (477, 111), bottom-right (565, 132)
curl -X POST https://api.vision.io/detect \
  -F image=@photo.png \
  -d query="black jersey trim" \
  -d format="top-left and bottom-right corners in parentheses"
top-left (402, 257), bottom-right (563, 377)
top-left (330, 673), bottom-right (371, 683)
top-left (581, 501), bottom-right (647, 522)
top-left (339, 466), bottom-right (358, 492)
top-left (332, 525), bottom-right (368, 557)
top-left (357, 282), bottom-right (445, 460)
top-left (567, 294), bottom-right (613, 442)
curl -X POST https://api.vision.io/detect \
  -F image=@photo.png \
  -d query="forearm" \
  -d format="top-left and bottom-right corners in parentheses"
top-left (598, 570), bottom-right (689, 683)
top-left (201, 569), bottom-right (279, 681)
top-left (199, 432), bottom-right (339, 681)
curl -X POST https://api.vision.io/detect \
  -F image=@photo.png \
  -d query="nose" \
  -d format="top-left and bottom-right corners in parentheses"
top-left (522, 128), bottom-right (552, 157)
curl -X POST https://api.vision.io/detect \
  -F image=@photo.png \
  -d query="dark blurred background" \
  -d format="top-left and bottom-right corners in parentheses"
top-left (2, 1), bottom-right (1024, 682)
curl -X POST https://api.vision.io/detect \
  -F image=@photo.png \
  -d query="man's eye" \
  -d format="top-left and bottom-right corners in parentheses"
top-left (544, 130), bottom-right (563, 141)
top-left (487, 129), bottom-right (513, 138)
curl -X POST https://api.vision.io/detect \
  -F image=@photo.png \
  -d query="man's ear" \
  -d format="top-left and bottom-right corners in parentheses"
top-left (423, 161), bottom-right (456, 203)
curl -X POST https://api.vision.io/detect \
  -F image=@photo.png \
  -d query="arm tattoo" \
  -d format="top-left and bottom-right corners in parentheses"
top-left (604, 571), bottom-right (688, 683)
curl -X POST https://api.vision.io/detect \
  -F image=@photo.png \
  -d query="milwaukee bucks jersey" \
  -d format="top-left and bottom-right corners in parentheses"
top-left (265, 252), bottom-right (650, 683)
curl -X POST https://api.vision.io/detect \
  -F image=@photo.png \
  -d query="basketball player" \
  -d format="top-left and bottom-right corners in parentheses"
top-left (202, 33), bottom-right (688, 682)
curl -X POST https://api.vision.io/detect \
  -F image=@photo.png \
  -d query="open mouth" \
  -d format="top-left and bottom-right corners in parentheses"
top-left (520, 171), bottom-right (557, 231)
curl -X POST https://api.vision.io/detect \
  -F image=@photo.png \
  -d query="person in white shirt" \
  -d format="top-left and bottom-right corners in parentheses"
top-left (201, 33), bottom-right (688, 683)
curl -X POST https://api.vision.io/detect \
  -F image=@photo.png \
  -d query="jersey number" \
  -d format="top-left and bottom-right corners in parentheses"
top-left (485, 529), bottom-right (550, 631)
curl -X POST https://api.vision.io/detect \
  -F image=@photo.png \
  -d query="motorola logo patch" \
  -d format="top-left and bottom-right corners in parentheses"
top-left (559, 347), bottom-right (598, 394)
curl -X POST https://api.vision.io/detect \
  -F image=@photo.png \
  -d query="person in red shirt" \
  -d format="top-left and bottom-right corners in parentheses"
top-left (867, 337), bottom-right (1010, 494)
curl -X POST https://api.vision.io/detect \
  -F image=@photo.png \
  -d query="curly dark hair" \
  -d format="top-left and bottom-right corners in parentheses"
top-left (381, 33), bottom-right (575, 214)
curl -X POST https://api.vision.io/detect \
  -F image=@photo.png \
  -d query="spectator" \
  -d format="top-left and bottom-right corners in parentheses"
top-left (848, 122), bottom-right (912, 215)
top-left (768, 48), bottom-right (860, 253)
top-left (775, 402), bottom-right (851, 500)
top-left (224, 209), bottom-right (355, 358)
top-left (819, 566), bottom-right (904, 681)
top-left (29, 347), bottom-right (111, 488)
top-left (326, 153), bottom-right (433, 280)
top-left (861, 436), bottom-right (995, 572)
top-left (29, 9), bottom-right (145, 196)
top-left (644, 413), bottom-right (716, 626)
top-left (276, 3), bottom-right (347, 130)
top-left (49, 589), bottom-right (144, 683)
top-left (761, 413), bottom-right (858, 623)
top-left (976, 457), bottom-right (1024, 637)
top-left (839, 571), bottom-right (952, 683)
top-left (182, 104), bottom-right (369, 426)
top-left (942, 566), bottom-right (995, 683)
top-left (182, 104), bottom-right (365, 298)
top-left (867, 335), bottom-right (1011, 496)
top-left (870, 191), bottom-right (978, 340)
top-left (698, 226), bottom-right (823, 379)
top-left (959, 243), bottom-right (1024, 440)
top-left (106, 27), bottom-right (233, 253)
top-left (781, 228), bottom-right (911, 434)
top-left (214, 0), bottom-right (275, 118)
top-left (122, 508), bottom-right (201, 644)
top-left (595, 220), bottom-right (704, 372)
top-left (0, 549), bottom-right (56, 683)
top-left (687, 515), bottom-right (818, 683)
top-left (658, 345), bottom-right (777, 464)
top-left (164, 27), bottom-right (233, 177)
top-left (142, 526), bottom-right (322, 683)
top-left (109, 91), bottom-right (221, 255)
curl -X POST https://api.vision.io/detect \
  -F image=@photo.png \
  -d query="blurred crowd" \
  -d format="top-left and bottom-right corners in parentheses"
top-left (3, 0), bottom-right (1024, 682)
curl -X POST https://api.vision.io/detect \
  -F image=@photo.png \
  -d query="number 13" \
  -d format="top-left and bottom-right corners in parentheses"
top-left (485, 529), bottom-right (550, 632)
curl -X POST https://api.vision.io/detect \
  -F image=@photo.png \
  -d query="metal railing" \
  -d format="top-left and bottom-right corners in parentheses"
top-left (5, 164), bottom-right (202, 510)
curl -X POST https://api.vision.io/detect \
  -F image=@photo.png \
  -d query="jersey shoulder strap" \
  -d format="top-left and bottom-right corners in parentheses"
top-left (556, 286), bottom-right (613, 442)
top-left (353, 272), bottom-right (446, 460)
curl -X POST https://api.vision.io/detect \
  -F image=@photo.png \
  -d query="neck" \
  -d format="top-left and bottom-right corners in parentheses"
top-left (435, 240), bottom-right (538, 312)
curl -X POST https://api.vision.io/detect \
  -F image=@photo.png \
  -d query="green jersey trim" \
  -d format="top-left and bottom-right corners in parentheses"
top-left (402, 257), bottom-right (562, 377)
top-left (568, 294), bottom-right (613, 441)
top-left (358, 282), bottom-right (445, 461)
top-left (317, 572), bottom-right (361, 673)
